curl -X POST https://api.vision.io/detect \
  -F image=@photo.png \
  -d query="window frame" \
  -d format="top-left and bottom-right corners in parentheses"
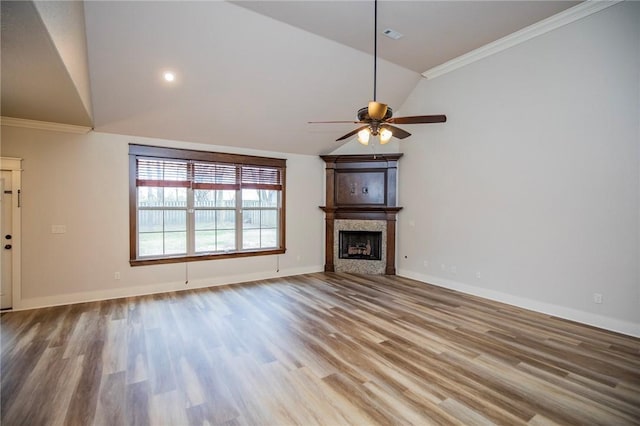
top-left (129, 144), bottom-right (286, 266)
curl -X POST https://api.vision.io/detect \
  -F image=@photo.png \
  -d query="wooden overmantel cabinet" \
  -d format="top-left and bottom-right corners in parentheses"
top-left (319, 154), bottom-right (403, 274)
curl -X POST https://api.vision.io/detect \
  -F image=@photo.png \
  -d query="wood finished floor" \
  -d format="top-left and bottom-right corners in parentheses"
top-left (1, 273), bottom-right (639, 426)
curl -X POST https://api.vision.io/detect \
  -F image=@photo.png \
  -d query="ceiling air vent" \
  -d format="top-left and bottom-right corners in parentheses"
top-left (382, 28), bottom-right (403, 40)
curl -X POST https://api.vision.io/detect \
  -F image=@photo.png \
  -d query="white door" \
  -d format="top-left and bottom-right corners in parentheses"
top-left (1, 171), bottom-right (12, 309)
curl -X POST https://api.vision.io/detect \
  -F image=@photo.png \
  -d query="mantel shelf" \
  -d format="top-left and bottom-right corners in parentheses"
top-left (319, 206), bottom-right (403, 213)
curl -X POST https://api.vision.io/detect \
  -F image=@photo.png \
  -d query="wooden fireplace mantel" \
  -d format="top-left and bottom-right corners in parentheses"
top-left (319, 206), bottom-right (403, 221)
top-left (319, 154), bottom-right (403, 274)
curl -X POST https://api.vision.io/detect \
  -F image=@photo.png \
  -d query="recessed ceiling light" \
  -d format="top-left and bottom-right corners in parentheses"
top-left (163, 71), bottom-right (176, 82)
top-left (382, 28), bottom-right (403, 40)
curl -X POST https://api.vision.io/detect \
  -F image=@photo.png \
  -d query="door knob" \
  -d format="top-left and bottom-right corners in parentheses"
top-left (5, 235), bottom-right (11, 240)
top-left (4, 244), bottom-right (11, 250)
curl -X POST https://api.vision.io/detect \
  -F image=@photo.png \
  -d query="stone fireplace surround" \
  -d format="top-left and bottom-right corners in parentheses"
top-left (320, 154), bottom-right (402, 275)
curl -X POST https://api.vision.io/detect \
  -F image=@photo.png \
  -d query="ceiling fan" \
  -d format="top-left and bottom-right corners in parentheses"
top-left (309, 0), bottom-right (446, 145)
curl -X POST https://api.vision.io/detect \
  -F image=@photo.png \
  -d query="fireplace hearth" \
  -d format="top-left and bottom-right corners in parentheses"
top-left (339, 231), bottom-right (382, 260)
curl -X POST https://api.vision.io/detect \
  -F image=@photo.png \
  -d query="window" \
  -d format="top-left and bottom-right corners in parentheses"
top-left (129, 144), bottom-right (286, 265)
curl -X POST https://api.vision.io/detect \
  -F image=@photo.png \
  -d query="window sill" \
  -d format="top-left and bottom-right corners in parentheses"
top-left (130, 248), bottom-right (286, 267)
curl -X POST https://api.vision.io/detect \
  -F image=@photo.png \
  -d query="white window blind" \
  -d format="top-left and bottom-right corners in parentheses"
top-left (136, 160), bottom-right (283, 190)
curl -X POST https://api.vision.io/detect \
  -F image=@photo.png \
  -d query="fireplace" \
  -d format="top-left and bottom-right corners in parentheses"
top-left (339, 231), bottom-right (382, 260)
top-left (320, 154), bottom-right (402, 275)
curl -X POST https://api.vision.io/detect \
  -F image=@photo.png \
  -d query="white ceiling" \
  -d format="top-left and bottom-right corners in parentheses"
top-left (0, 1), bottom-right (92, 126)
top-left (1, 0), bottom-right (579, 155)
top-left (233, 1), bottom-right (578, 74)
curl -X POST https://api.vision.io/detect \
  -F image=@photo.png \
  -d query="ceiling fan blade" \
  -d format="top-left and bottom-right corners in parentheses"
top-left (387, 114), bottom-right (447, 124)
top-left (336, 125), bottom-right (369, 141)
top-left (384, 125), bottom-right (411, 140)
top-left (308, 120), bottom-right (361, 124)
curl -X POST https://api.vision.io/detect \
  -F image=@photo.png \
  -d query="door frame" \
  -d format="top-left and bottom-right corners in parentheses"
top-left (1, 157), bottom-right (22, 310)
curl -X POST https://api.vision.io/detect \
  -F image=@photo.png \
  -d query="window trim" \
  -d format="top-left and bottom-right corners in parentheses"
top-left (129, 144), bottom-right (286, 266)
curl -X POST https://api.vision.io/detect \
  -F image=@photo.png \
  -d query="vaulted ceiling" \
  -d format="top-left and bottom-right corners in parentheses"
top-left (1, 1), bottom-right (579, 155)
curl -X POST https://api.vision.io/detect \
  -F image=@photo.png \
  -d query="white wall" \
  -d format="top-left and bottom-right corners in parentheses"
top-left (0, 126), bottom-right (325, 309)
top-left (397, 2), bottom-right (640, 336)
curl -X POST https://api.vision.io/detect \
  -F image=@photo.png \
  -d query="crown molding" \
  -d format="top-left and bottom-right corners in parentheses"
top-left (0, 116), bottom-right (92, 134)
top-left (422, 0), bottom-right (622, 80)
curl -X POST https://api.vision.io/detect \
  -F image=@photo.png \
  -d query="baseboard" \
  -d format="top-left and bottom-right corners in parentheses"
top-left (14, 265), bottom-right (324, 311)
top-left (397, 269), bottom-right (639, 338)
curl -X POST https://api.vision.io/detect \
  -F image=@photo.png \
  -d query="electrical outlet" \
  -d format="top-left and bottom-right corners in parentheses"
top-left (593, 293), bottom-right (603, 304)
top-left (476, 272), bottom-right (482, 279)
top-left (51, 225), bottom-right (66, 234)
top-left (114, 272), bottom-right (121, 280)
top-left (450, 265), bottom-right (457, 275)
top-left (440, 263), bottom-right (446, 271)
top-left (423, 260), bottom-right (429, 268)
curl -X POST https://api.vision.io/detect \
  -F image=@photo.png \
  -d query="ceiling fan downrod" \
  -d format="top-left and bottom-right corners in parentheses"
top-left (368, 0), bottom-right (388, 121)
top-left (373, 0), bottom-right (377, 103)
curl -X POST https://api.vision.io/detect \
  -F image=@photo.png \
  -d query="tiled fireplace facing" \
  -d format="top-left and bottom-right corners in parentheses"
top-left (320, 154), bottom-right (402, 275)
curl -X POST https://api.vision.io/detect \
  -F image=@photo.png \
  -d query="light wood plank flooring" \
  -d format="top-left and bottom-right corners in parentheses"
top-left (2, 273), bottom-right (639, 425)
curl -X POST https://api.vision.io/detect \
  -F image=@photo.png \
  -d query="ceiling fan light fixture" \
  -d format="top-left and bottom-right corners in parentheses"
top-left (357, 128), bottom-right (371, 145)
top-left (380, 127), bottom-right (393, 144)
top-left (368, 101), bottom-right (388, 120)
